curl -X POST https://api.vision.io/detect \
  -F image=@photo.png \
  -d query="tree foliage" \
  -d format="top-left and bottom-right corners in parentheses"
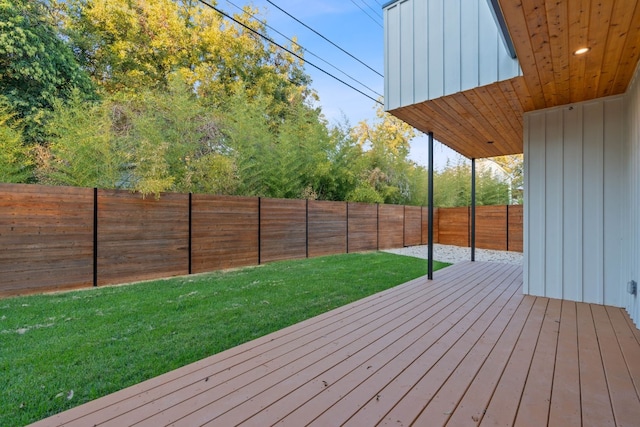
top-left (0, 0), bottom-right (94, 142)
top-left (1, 0), bottom-right (520, 207)
top-left (0, 100), bottom-right (32, 182)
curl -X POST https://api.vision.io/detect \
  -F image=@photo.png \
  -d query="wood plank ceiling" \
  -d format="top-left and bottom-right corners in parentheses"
top-left (388, 0), bottom-right (640, 159)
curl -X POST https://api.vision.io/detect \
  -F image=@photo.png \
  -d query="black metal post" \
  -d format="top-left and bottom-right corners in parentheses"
top-left (188, 193), bottom-right (192, 274)
top-left (306, 199), bottom-right (309, 258)
top-left (428, 132), bottom-right (434, 280)
top-left (258, 197), bottom-right (261, 265)
top-left (471, 158), bottom-right (476, 262)
top-left (346, 202), bottom-right (349, 253)
top-left (93, 187), bottom-right (98, 287)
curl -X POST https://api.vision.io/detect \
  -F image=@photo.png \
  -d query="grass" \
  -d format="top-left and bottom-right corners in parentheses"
top-left (0, 252), bottom-right (449, 426)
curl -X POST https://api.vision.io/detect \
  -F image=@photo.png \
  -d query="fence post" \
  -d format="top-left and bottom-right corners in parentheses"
top-left (305, 199), bottom-right (309, 258)
top-left (93, 188), bottom-right (98, 287)
top-left (506, 204), bottom-right (510, 251)
top-left (346, 202), bottom-right (349, 254)
top-left (258, 197), bottom-right (262, 265)
top-left (403, 205), bottom-right (406, 247)
top-left (188, 193), bottom-right (192, 275)
top-left (376, 203), bottom-right (380, 251)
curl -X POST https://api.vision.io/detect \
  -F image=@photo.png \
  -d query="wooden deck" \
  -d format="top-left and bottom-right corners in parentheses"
top-left (30, 262), bottom-right (640, 426)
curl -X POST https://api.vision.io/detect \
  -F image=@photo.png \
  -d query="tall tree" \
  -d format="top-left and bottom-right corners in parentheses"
top-left (0, 0), bottom-right (94, 143)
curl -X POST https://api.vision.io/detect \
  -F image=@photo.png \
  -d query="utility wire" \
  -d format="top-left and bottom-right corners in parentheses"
top-left (265, 0), bottom-right (383, 77)
top-left (197, 0), bottom-right (383, 105)
top-left (362, 0), bottom-right (384, 18)
top-left (352, 0), bottom-right (384, 24)
top-left (223, 0), bottom-right (383, 98)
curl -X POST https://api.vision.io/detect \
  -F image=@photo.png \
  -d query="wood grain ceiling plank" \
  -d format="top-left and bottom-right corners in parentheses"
top-left (500, 0), bottom-right (548, 109)
top-left (441, 94), bottom-right (498, 145)
top-left (462, 88), bottom-right (520, 155)
top-left (484, 83), bottom-right (525, 146)
top-left (597, 0), bottom-right (638, 97)
top-left (497, 79), bottom-right (526, 127)
top-left (424, 99), bottom-right (496, 158)
top-left (391, 104), bottom-right (476, 158)
top-left (521, 0), bottom-right (559, 106)
top-left (583, 0), bottom-right (615, 100)
top-left (544, 0), bottom-right (571, 105)
top-left (612, 1), bottom-right (640, 93)
top-left (567, 0), bottom-right (592, 102)
top-left (510, 76), bottom-right (537, 111)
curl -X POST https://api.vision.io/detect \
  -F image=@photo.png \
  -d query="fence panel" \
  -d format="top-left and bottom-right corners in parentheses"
top-left (508, 205), bottom-right (524, 252)
top-left (0, 184), bottom-right (93, 296)
top-left (421, 207), bottom-right (440, 245)
top-left (308, 200), bottom-right (347, 257)
top-left (378, 204), bottom-right (404, 249)
top-left (97, 190), bottom-right (189, 286)
top-left (347, 203), bottom-right (378, 252)
top-left (404, 206), bottom-right (422, 247)
top-left (260, 198), bottom-right (307, 263)
top-left (438, 207), bottom-right (469, 247)
top-left (191, 195), bottom-right (259, 272)
top-left (476, 205), bottom-right (508, 250)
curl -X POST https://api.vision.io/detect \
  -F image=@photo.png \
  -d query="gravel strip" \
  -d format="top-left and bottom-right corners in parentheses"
top-left (383, 244), bottom-right (523, 265)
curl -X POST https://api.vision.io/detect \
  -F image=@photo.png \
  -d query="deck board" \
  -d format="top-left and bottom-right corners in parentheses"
top-left (29, 261), bottom-right (640, 427)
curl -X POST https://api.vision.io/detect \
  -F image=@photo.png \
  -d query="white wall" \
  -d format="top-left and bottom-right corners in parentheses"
top-left (383, 0), bottom-right (521, 111)
top-left (524, 65), bottom-right (640, 326)
top-left (625, 66), bottom-right (640, 326)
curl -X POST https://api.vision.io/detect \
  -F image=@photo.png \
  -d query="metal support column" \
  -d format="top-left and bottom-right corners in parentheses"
top-left (471, 158), bottom-right (476, 262)
top-left (428, 132), bottom-right (434, 280)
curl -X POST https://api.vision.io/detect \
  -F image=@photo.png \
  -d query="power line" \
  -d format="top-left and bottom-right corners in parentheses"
top-left (223, 0), bottom-right (383, 98)
top-left (359, 0), bottom-right (384, 19)
top-left (350, 0), bottom-right (383, 26)
top-left (265, 0), bottom-right (383, 77)
top-left (197, 0), bottom-right (383, 105)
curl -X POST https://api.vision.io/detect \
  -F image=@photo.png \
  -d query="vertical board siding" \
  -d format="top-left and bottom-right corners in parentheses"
top-left (259, 198), bottom-right (307, 263)
top-left (545, 110), bottom-right (564, 300)
top-left (403, 206), bottom-right (422, 247)
top-left (97, 190), bottom-right (189, 286)
top-left (307, 200), bottom-right (347, 258)
top-left (625, 67), bottom-right (640, 327)
top-left (347, 203), bottom-right (378, 252)
top-left (383, 0), bottom-right (520, 111)
top-left (0, 184), bottom-right (93, 295)
top-left (524, 95), bottom-right (628, 309)
top-left (475, 206), bottom-right (507, 250)
top-left (582, 102), bottom-right (605, 304)
top-left (526, 112), bottom-right (547, 297)
top-left (378, 204), bottom-right (404, 249)
top-left (603, 99), bottom-right (625, 307)
top-left (562, 106), bottom-right (584, 302)
top-left (507, 205), bottom-right (523, 252)
top-left (438, 207), bottom-right (469, 247)
top-left (191, 195), bottom-right (259, 272)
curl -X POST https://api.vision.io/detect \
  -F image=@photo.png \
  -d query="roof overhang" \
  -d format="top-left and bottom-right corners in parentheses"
top-left (389, 0), bottom-right (640, 159)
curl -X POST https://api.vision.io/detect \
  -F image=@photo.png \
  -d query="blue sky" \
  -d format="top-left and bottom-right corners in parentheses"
top-left (223, 0), bottom-right (464, 168)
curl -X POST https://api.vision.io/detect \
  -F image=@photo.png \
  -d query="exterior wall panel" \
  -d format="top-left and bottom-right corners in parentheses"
top-left (384, 0), bottom-right (521, 111)
top-left (524, 96), bottom-right (628, 311)
top-left (624, 66), bottom-right (640, 326)
top-left (562, 106), bottom-right (583, 302)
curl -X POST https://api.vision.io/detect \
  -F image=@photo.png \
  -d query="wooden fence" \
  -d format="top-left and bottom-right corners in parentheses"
top-left (0, 183), bottom-right (523, 297)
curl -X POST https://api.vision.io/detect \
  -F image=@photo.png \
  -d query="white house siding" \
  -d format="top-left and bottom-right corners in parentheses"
top-left (383, 0), bottom-right (521, 111)
top-left (524, 89), bottom-right (639, 325)
top-left (625, 65), bottom-right (640, 326)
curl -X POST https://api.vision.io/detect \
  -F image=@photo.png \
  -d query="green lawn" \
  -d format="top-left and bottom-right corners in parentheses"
top-left (0, 252), bottom-right (449, 426)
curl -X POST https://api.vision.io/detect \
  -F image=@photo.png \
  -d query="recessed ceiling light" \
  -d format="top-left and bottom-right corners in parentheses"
top-left (574, 47), bottom-right (590, 55)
